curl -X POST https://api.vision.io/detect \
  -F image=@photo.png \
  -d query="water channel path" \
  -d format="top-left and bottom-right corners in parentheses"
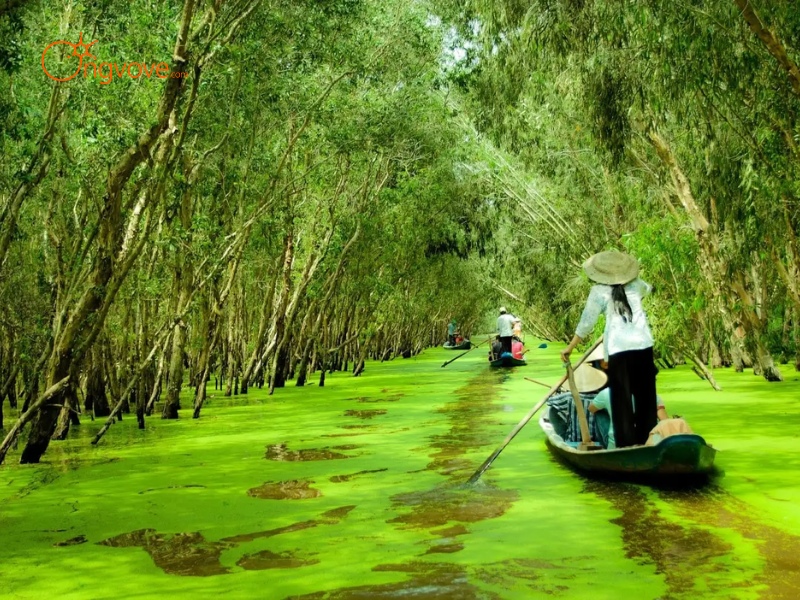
top-left (2, 344), bottom-right (799, 599)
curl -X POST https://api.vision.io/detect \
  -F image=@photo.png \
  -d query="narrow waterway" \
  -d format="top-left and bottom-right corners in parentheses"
top-left (1, 343), bottom-right (799, 599)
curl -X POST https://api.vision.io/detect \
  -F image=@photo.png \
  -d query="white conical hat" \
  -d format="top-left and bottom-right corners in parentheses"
top-left (565, 364), bottom-right (608, 393)
top-left (585, 345), bottom-right (605, 363)
top-left (583, 251), bottom-right (639, 285)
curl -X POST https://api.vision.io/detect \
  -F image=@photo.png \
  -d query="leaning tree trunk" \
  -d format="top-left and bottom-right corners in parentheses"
top-left (135, 295), bottom-right (155, 429)
top-left (51, 387), bottom-right (80, 440)
top-left (731, 275), bottom-right (782, 381)
top-left (224, 302), bottom-right (239, 397)
top-left (240, 257), bottom-right (282, 394)
top-left (193, 240), bottom-right (245, 417)
top-left (193, 292), bottom-right (222, 418)
top-left (271, 346), bottom-right (290, 389)
top-left (795, 310), bottom-right (800, 371)
top-left (295, 338), bottom-right (314, 387)
top-left (162, 321), bottom-right (187, 419)
top-left (162, 249), bottom-right (194, 418)
top-left (682, 348), bottom-right (722, 391)
top-left (85, 345), bottom-right (110, 417)
top-left (18, 0), bottom-right (196, 463)
top-left (649, 130), bottom-right (781, 381)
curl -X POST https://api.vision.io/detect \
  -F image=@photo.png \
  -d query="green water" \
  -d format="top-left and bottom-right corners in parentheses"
top-left (2, 343), bottom-right (799, 599)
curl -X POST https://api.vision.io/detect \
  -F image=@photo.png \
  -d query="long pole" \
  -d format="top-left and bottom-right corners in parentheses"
top-left (524, 377), bottom-right (554, 390)
top-left (466, 336), bottom-right (603, 484)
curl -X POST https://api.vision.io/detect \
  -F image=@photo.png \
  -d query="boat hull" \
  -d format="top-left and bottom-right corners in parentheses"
top-left (444, 340), bottom-right (471, 350)
top-left (489, 353), bottom-right (526, 367)
top-left (539, 416), bottom-right (716, 476)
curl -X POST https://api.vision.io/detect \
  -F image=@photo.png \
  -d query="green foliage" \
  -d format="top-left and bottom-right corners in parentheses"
top-left (430, 0), bottom-right (800, 370)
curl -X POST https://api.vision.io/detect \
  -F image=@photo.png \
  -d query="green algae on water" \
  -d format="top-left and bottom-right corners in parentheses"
top-left (2, 344), bottom-right (800, 599)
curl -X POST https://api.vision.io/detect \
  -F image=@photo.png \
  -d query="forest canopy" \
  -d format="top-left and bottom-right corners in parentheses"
top-left (2, 0), bottom-right (799, 464)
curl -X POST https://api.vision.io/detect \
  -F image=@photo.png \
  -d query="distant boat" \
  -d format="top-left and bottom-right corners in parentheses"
top-left (539, 415), bottom-right (717, 476)
top-left (443, 340), bottom-right (471, 350)
top-left (489, 352), bottom-right (527, 367)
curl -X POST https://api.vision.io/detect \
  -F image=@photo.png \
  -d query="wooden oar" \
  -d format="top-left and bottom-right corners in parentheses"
top-left (466, 335), bottom-right (603, 484)
top-left (441, 336), bottom-right (491, 368)
top-left (566, 362), bottom-right (600, 451)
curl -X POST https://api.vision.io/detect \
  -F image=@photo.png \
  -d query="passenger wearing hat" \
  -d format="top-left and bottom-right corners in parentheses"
top-left (560, 251), bottom-right (657, 447)
top-left (547, 364), bottom-right (609, 445)
top-left (496, 307), bottom-right (516, 355)
top-left (512, 317), bottom-right (523, 340)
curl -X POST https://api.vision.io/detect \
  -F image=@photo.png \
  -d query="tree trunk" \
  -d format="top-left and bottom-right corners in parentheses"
top-left (353, 356), bottom-right (365, 377)
top-left (731, 275), bottom-right (783, 381)
top-left (295, 339), bottom-right (313, 387)
top-left (684, 349), bottom-right (722, 391)
top-left (85, 346), bottom-right (110, 417)
top-left (193, 292), bottom-right (222, 419)
top-left (162, 321), bottom-right (186, 419)
top-left (18, 0), bottom-right (196, 463)
top-left (734, 0), bottom-right (800, 98)
top-left (51, 388), bottom-right (79, 440)
top-left (271, 346), bottom-right (290, 389)
top-left (145, 351), bottom-right (166, 417)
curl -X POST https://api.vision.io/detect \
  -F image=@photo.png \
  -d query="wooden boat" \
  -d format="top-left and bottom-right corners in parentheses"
top-left (443, 340), bottom-right (471, 350)
top-left (539, 415), bottom-right (716, 476)
top-left (489, 352), bottom-right (527, 368)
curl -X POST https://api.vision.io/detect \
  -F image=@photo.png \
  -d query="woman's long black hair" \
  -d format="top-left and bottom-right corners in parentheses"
top-left (612, 284), bottom-right (633, 322)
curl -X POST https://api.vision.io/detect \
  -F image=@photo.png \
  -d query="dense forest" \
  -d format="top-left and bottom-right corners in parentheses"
top-left (2, 0), bottom-right (799, 464)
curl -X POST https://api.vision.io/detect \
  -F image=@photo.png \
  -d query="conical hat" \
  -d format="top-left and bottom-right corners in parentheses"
top-left (585, 345), bottom-right (605, 363)
top-left (565, 364), bottom-right (608, 393)
top-left (583, 251), bottom-right (639, 285)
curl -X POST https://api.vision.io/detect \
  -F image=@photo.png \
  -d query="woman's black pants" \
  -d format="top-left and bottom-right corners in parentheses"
top-left (607, 347), bottom-right (658, 447)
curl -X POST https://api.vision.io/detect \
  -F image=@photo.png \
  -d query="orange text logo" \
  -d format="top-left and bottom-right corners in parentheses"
top-left (41, 32), bottom-right (187, 85)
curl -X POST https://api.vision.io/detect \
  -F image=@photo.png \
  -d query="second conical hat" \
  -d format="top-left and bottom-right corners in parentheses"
top-left (565, 364), bottom-right (608, 393)
top-left (585, 344), bottom-right (605, 363)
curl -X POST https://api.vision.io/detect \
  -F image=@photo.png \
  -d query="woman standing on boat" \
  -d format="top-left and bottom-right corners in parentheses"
top-left (560, 251), bottom-right (657, 447)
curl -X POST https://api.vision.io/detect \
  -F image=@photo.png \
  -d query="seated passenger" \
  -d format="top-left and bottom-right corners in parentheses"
top-left (546, 364), bottom-right (608, 444)
top-left (489, 336), bottom-right (503, 361)
top-left (645, 413), bottom-right (693, 446)
top-left (585, 344), bottom-right (607, 371)
top-left (589, 391), bottom-right (671, 449)
top-left (511, 337), bottom-right (524, 359)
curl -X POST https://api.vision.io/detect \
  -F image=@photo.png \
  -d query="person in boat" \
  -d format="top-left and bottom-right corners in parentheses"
top-left (589, 388), bottom-right (669, 449)
top-left (489, 335), bottom-right (503, 361)
top-left (512, 317), bottom-right (523, 341)
top-left (560, 251), bottom-right (658, 448)
top-left (447, 319), bottom-right (457, 346)
top-left (585, 344), bottom-right (606, 371)
top-left (511, 336), bottom-right (524, 360)
top-left (547, 363), bottom-right (674, 449)
top-left (497, 307), bottom-right (516, 355)
top-left (576, 354), bottom-right (689, 449)
top-left (455, 332), bottom-right (464, 345)
top-left (546, 364), bottom-right (609, 444)
top-left (645, 413), bottom-right (693, 446)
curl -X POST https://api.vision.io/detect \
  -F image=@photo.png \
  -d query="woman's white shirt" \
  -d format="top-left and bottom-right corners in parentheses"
top-left (575, 278), bottom-right (654, 358)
